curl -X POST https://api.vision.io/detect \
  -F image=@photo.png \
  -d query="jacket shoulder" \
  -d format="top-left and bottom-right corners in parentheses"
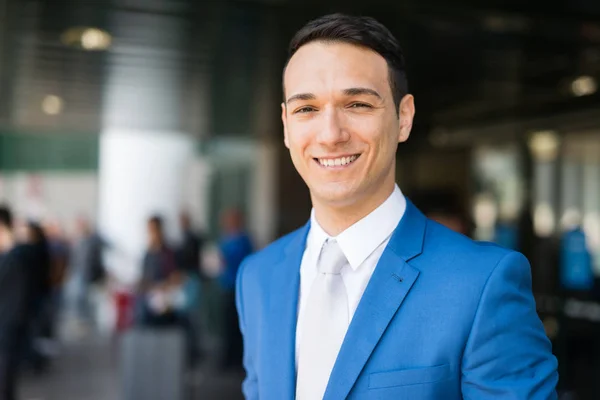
top-left (240, 225), bottom-right (306, 276)
top-left (423, 219), bottom-right (522, 274)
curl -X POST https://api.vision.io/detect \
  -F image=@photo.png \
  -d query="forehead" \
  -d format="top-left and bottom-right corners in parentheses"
top-left (284, 41), bottom-right (390, 98)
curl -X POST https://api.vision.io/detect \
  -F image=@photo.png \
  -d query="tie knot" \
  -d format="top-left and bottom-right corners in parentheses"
top-left (318, 239), bottom-right (347, 275)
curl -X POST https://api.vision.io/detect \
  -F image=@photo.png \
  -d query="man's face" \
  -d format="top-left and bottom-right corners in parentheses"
top-left (148, 222), bottom-right (162, 247)
top-left (282, 41), bottom-right (414, 209)
top-left (0, 223), bottom-right (13, 253)
top-left (75, 218), bottom-right (91, 237)
top-left (180, 214), bottom-right (191, 231)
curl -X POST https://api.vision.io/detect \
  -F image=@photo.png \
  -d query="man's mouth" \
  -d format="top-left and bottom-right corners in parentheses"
top-left (314, 154), bottom-right (360, 168)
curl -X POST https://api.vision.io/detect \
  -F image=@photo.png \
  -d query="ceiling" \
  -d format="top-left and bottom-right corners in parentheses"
top-left (0, 0), bottom-right (599, 143)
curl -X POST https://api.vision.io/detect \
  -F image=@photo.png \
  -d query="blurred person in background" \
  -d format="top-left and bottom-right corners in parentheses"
top-left (66, 217), bottom-right (107, 333)
top-left (0, 208), bottom-right (15, 256)
top-left (42, 220), bottom-right (70, 346)
top-left (44, 221), bottom-right (70, 290)
top-left (21, 222), bottom-right (52, 373)
top-left (175, 211), bottom-right (204, 357)
top-left (137, 215), bottom-right (178, 326)
top-left (136, 215), bottom-right (198, 364)
top-left (0, 205), bottom-right (30, 400)
top-left (217, 208), bottom-right (253, 370)
top-left (235, 13), bottom-right (557, 399)
top-left (176, 211), bottom-right (205, 280)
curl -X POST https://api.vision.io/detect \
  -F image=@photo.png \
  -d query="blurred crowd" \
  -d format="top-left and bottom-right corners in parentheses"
top-left (0, 203), bottom-right (253, 400)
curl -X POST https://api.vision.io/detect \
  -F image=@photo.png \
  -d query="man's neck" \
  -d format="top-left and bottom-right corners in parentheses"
top-left (312, 183), bottom-right (396, 237)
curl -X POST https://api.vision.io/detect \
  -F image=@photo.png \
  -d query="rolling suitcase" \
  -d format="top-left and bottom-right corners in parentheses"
top-left (120, 327), bottom-right (186, 400)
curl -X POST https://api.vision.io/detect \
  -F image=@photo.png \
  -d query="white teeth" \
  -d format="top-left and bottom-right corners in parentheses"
top-left (318, 155), bottom-right (358, 167)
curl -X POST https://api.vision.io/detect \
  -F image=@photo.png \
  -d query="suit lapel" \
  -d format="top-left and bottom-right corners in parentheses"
top-left (264, 222), bottom-right (309, 400)
top-left (324, 200), bottom-right (428, 400)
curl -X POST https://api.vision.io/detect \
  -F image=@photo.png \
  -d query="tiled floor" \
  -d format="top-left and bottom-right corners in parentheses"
top-left (20, 336), bottom-right (120, 400)
top-left (19, 334), bottom-right (244, 400)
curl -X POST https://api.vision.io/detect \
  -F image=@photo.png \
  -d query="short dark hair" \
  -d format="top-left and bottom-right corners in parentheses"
top-left (148, 215), bottom-right (163, 230)
top-left (27, 221), bottom-right (47, 245)
top-left (0, 205), bottom-right (13, 230)
top-left (284, 13), bottom-right (408, 115)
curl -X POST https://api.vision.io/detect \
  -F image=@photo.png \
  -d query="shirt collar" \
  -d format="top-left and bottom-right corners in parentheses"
top-left (308, 184), bottom-right (407, 270)
top-left (307, 210), bottom-right (330, 268)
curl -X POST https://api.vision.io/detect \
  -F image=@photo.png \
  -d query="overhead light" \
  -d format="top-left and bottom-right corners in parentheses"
top-left (41, 95), bottom-right (64, 115)
top-left (528, 130), bottom-right (560, 162)
top-left (571, 75), bottom-right (597, 97)
top-left (81, 28), bottom-right (111, 50)
top-left (61, 27), bottom-right (112, 51)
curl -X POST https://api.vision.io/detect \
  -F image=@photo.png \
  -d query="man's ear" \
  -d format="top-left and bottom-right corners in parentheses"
top-left (282, 102), bottom-right (290, 149)
top-left (397, 94), bottom-right (415, 143)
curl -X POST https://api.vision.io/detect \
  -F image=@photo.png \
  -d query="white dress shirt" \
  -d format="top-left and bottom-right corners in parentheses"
top-left (295, 184), bottom-right (407, 367)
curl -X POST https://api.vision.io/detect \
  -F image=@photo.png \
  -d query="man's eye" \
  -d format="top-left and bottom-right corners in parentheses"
top-left (295, 107), bottom-right (316, 114)
top-left (349, 103), bottom-right (372, 109)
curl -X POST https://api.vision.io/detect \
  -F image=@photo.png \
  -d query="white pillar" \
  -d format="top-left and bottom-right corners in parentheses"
top-left (98, 10), bottom-right (197, 284)
top-left (98, 130), bottom-right (193, 284)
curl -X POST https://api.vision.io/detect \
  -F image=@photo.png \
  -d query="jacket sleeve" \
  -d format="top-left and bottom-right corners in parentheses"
top-left (236, 259), bottom-right (258, 400)
top-left (461, 251), bottom-right (558, 399)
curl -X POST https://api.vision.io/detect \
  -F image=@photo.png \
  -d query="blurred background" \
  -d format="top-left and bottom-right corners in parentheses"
top-left (0, 0), bottom-right (600, 399)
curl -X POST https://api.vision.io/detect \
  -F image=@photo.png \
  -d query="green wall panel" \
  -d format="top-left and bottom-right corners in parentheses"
top-left (0, 132), bottom-right (99, 171)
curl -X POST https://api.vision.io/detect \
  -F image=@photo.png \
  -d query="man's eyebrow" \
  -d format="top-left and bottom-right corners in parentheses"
top-left (343, 87), bottom-right (382, 99)
top-left (286, 93), bottom-right (316, 104)
top-left (285, 88), bottom-right (382, 104)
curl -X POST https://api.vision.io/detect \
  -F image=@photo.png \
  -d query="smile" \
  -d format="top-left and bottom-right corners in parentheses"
top-left (315, 154), bottom-right (360, 168)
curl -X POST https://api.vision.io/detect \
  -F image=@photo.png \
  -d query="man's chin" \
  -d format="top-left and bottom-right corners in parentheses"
top-left (311, 186), bottom-right (359, 208)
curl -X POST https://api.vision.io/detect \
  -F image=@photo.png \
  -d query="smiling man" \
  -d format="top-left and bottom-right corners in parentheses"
top-left (235, 13), bottom-right (558, 400)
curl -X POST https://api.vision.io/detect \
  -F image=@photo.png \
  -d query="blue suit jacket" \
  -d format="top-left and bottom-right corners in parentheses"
top-left (236, 200), bottom-right (558, 399)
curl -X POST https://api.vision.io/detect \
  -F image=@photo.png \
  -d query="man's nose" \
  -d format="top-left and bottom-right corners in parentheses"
top-left (315, 107), bottom-right (350, 147)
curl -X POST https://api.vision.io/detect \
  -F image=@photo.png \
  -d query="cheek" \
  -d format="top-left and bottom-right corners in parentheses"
top-left (361, 129), bottom-right (396, 167)
top-left (372, 120), bottom-right (398, 149)
top-left (353, 124), bottom-right (386, 152)
top-left (286, 131), bottom-right (310, 170)
top-left (286, 124), bottom-right (313, 154)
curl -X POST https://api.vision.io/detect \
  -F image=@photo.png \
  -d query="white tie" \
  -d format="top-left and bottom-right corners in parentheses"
top-left (296, 239), bottom-right (349, 400)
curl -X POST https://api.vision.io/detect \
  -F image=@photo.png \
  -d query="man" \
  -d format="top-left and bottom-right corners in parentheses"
top-left (136, 215), bottom-right (199, 365)
top-left (137, 215), bottom-right (178, 325)
top-left (0, 206), bottom-right (30, 400)
top-left (42, 221), bottom-right (70, 345)
top-left (235, 14), bottom-right (558, 400)
top-left (176, 211), bottom-right (205, 280)
top-left (68, 217), bottom-right (106, 327)
top-left (175, 211), bottom-right (204, 363)
top-left (22, 221), bottom-right (52, 373)
top-left (218, 209), bottom-right (253, 369)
